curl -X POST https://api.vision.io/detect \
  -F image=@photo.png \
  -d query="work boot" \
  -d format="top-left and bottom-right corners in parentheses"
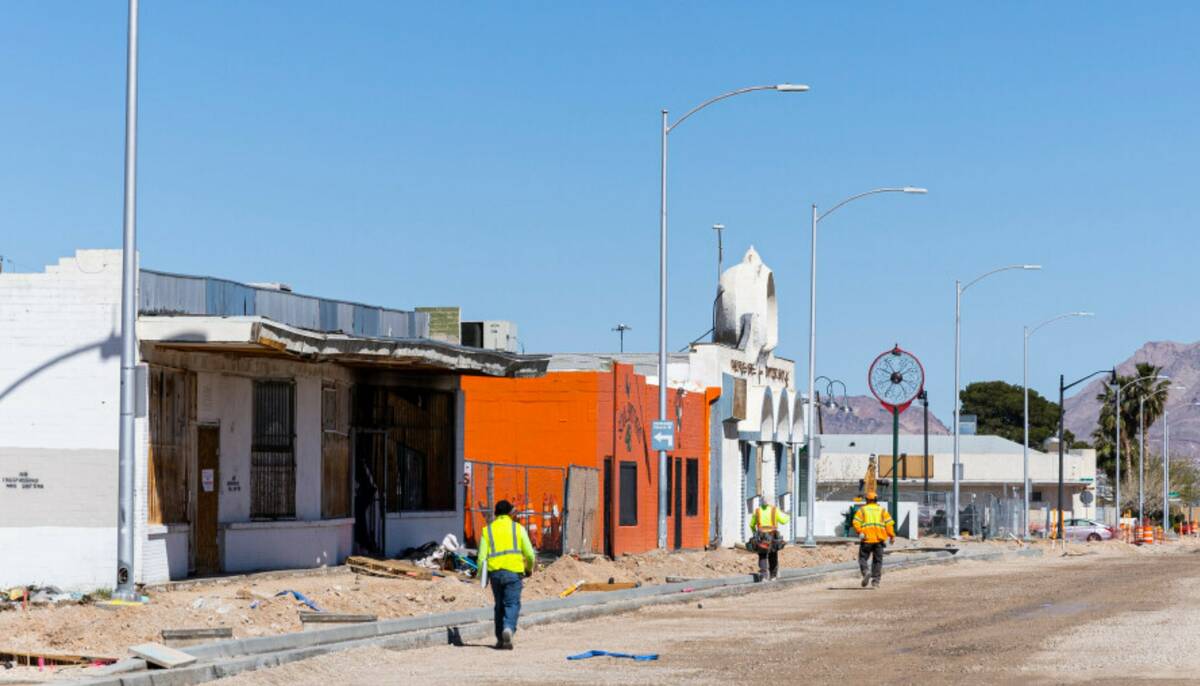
top-left (500, 627), bottom-right (514, 650)
top-left (861, 571), bottom-right (870, 588)
top-left (871, 579), bottom-right (880, 590)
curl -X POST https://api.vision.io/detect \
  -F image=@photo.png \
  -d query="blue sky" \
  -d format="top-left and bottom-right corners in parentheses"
top-left (3, 3), bottom-right (1198, 421)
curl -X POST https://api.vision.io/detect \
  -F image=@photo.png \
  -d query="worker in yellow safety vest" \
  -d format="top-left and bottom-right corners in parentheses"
top-left (750, 499), bottom-right (790, 580)
top-left (476, 499), bottom-right (537, 649)
top-left (851, 491), bottom-right (895, 589)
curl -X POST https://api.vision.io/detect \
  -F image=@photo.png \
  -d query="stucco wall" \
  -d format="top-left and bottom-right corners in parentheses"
top-left (0, 251), bottom-right (126, 589)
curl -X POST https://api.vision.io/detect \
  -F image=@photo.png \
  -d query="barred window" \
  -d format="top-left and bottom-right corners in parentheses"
top-left (251, 381), bottom-right (295, 519)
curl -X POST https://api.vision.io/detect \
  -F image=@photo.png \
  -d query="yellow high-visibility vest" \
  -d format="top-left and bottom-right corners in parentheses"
top-left (482, 515), bottom-right (527, 574)
top-left (753, 505), bottom-right (788, 533)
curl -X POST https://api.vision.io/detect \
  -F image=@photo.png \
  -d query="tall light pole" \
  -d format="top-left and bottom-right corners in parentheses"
top-left (115, 0), bottom-right (140, 599)
top-left (1111, 374), bottom-right (1169, 528)
top-left (1022, 312), bottom-right (1093, 539)
top-left (802, 186), bottom-right (927, 547)
top-left (612, 324), bottom-right (632, 353)
top-left (952, 264), bottom-right (1041, 539)
top-left (1139, 385), bottom-right (1182, 524)
top-left (658, 83), bottom-right (808, 549)
top-left (1055, 368), bottom-right (1115, 539)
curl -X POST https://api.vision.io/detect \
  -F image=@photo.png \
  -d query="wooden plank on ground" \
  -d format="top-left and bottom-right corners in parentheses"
top-left (0, 649), bottom-right (118, 667)
top-left (161, 628), bottom-right (232, 648)
top-left (128, 643), bottom-right (198, 669)
top-left (576, 582), bottom-right (639, 592)
top-left (299, 612), bottom-right (377, 624)
top-left (345, 556), bottom-right (433, 581)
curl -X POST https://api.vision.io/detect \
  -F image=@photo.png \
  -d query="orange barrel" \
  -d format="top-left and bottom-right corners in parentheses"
top-left (1156, 526), bottom-right (1164, 544)
top-left (1142, 526), bottom-right (1155, 545)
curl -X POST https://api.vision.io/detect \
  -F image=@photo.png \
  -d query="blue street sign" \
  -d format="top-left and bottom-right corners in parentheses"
top-left (651, 421), bottom-right (675, 451)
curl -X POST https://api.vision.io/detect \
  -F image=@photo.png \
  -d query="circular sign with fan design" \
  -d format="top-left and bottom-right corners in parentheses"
top-left (867, 345), bottom-right (925, 413)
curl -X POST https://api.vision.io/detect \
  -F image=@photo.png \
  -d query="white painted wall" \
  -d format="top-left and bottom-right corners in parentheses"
top-left (0, 251), bottom-right (126, 589)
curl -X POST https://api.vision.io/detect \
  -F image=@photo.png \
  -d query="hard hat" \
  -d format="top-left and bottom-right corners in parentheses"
top-left (865, 491), bottom-right (878, 500)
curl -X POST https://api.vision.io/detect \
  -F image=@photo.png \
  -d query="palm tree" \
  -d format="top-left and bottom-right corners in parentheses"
top-left (1092, 362), bottom-right (1171, 509)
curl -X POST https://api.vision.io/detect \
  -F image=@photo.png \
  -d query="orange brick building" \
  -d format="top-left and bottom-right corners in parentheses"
top-left (461, 362), bottom-right (717, 557)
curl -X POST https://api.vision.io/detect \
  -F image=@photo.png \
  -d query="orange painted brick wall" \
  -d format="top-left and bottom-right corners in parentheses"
top-left (461, 364), bottom-right (713, 557)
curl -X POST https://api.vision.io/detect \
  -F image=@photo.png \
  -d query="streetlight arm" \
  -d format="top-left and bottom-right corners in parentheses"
top-left (816, 187), bottom-right (924, 223)
top-left (667, 85), bottom-right (801, 133)
top-left (1117, 374), bottom-right (1171, 394)
top-left (962, 264), bottom-right (1041, 294)
top-left (1028, 311), bottom-right (1094, 338)
top-left (1064, 368), bottom-right (1116, 393)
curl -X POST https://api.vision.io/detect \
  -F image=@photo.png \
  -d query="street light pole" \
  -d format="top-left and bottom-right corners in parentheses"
top-left (115, 0), bottom-right (140, 599)
top-left (1022, 312), bottom-right (1093, 539)
top-left (802, 186), bottom-right (927, 547)
top-left (953, 264), bottom-right (1041, 539)
top-left (658, 84), bottom-right (808, 549)
top-left (612, 324), bottom-right (632, 353)
top-left (1164, 409), bottom-right (1170, 533)
top-left (1056, 368), bottom-right (1116, 539)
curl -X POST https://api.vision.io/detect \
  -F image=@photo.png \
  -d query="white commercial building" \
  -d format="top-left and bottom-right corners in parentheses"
top-left (811, 433), bottom-right (1098, 535)
top-left (0, 250), bottom-right (545, 589)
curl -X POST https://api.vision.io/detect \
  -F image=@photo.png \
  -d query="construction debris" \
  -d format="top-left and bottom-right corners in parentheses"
top-left (1, 586), bottom-right (88, 610)
top-left (0, 649), bottom-right (117, 667)
top-left (275, 590), bottom-right (323, 612)
top-left (160, 627), bottom-right (233, 648)
top-left (347, 556), bottom-right (434, 581)
top-left (576, 581), bottom-right (640, 592)
top-left (128, 642), bottom-right (198, 669)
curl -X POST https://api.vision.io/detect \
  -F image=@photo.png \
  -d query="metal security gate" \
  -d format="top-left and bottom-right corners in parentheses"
top-left (352, 429), bottom-right (389, 556)
top-left (250, 381), bottom-right (295, 519)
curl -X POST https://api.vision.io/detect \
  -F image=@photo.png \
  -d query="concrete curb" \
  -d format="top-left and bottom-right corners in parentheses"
top-left (78, 546), bottom-right (1038, 686)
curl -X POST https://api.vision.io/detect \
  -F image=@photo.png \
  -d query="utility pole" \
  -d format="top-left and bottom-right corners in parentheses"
top-left (920, 390), bottom-right (929, 494)
top-left (612, 324), bottom-right (632, 353)
top-left (115, 0), bottom-right (140, 598)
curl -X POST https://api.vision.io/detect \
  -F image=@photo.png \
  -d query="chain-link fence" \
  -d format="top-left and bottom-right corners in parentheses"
top-left (465, 460), bottom-right (567, 554)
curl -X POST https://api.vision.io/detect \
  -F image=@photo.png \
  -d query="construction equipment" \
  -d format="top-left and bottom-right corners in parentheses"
top-left (844, 455), bottom-right (881, 536)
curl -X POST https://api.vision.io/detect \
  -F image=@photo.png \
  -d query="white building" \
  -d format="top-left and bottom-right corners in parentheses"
top-left (811, 433), bottom-right (1098, 534)
top-left (0, 250), bottom-right (545, 589)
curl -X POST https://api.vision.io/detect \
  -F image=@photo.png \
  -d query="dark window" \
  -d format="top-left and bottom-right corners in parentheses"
top-left (619, 461), bottom-right (638, 526)
top-left (1032, 491), bottom-right (1044, 503)
top-left (251, 381), bottom-right (296, 519)
top-left (668, 461), bottom-right (674, 516)
top-left (685, 458), bottom-right (699, 516)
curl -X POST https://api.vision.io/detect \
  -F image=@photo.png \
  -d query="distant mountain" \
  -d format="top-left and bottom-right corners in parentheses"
top-left (817, 394), bottom-right (950, 436)
top-left (1063, 341), bottom-right (1200, 459)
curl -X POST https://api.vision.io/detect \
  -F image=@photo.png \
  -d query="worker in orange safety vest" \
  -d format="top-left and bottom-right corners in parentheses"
top-left (852, 491), bottom-right (895, 589)
top-left (750, 499), bottom-right (790, 580)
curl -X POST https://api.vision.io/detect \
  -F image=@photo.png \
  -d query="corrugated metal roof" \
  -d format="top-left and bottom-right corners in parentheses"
top-left (548, 352), bottom-right (689, 376)
top-left (139, 269), bottom-right (429, 341)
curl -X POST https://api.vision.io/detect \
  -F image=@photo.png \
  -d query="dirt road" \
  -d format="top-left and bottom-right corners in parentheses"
top-left (212, 546), bottom-right (1200, 685)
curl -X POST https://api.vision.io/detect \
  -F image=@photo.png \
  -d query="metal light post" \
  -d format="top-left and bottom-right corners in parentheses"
top-left (802, 187), bottom-right (927, 547)
top-left (1164, 408), bottom-right (1170, 533)
top-left (658, 83), bottom-right (808, 549)
top-left (1022, 312), bottom-right (1092, 539)
top-left (952, 264), bottom-right (1041, 539)
top-left (612, 324), bottom-right (632, 353)
top-left (1112, 374), bottom-right (1168, 527)
top-left (1138, 385), bottom-right (1182, 525)
top-left (920, 390), bottom-right (930, 495)
top-left (1055, 368), bottom-right (1115, 539)
top-left (115, 0), bottom-right (140, 599)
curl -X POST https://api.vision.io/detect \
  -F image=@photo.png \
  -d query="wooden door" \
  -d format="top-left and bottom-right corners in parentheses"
top-left (196, 426), bottom-right (221, 575)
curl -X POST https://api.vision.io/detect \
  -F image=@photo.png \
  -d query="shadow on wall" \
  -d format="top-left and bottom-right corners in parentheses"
top-left (0, 333), bottom-right (121, 404)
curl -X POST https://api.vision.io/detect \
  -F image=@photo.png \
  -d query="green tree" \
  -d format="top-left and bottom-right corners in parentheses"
top-left (960, 380), bottom-right (1074, 447)
top-left (1091, 362), bottom-right (1171, 510)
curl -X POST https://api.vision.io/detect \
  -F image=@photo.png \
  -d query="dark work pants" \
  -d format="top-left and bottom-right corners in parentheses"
top-left (489, 570), bottom-right (523, 641)
top-left (859, 542), bottom-right (885, 583)
top-left (757, 549), bottom-right (779, 578)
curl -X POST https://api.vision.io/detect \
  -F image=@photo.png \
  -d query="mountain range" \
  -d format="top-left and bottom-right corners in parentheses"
top-left (1063, 340), bottom-right (1200, 459)
top-left (816, 394), bottom-right (951, 436)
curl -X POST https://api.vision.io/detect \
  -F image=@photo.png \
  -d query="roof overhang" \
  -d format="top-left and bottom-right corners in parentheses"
top-left (137, 316), bottom-right (549, 378)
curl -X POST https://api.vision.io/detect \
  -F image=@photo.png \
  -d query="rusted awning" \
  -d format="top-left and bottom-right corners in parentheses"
top-left (138, 316), bottom-right (548, 378)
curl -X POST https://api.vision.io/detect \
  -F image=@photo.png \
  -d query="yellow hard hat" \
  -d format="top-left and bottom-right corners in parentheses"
top-left (865, 491), bottom-right (878, 500)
